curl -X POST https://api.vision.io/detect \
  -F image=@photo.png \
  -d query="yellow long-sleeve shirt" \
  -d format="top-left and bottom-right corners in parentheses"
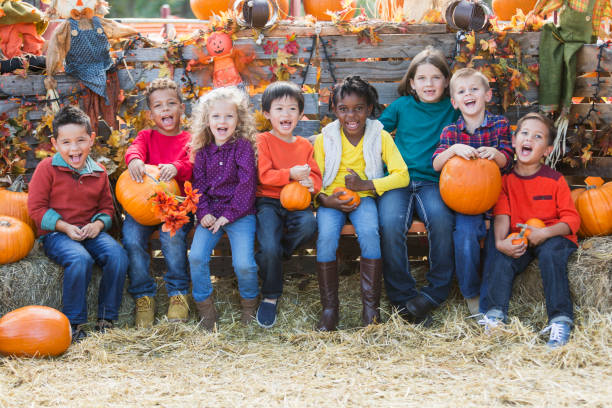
top-left (313, 128), bottom-right (410, 198)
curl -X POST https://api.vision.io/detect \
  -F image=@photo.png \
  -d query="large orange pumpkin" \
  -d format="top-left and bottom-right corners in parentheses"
top-left (333, 187), bottom-right (361, 207)
top-left (572, 177), bottom-right (612, 237)
top-left (116, 165), bottom-right (180, 226)
top-left (0, 306), bottom-right (71, 357)
top-left (439, 157), bottom-right (502, 215)
top-left (0, 176), bottom-right (36, 233)
top-left (0, 216), bottom-right (35, 264)
top-left (492, 0), bottom-right (537, 21)
top-left (280, 182), bottom-right (312, 211)
top-left (191, 0), bottom-right (289, 20)
top-left (304, 0), bottom-right (356, 21)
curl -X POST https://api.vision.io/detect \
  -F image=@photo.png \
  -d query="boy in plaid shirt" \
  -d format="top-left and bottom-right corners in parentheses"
top-left (432, 68), bottom-right (513, 315)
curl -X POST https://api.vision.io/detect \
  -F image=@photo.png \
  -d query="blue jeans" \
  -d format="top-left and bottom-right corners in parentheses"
top-left (483, 226), bottom-right (576, 324)
top-left (454, 213), bottom-right (487, 298)
top-left (378, 180), bottom-right (455, 306)
top-left (317, 196), bottom-right (380, 262)
top-left (189, 215), bottom-right (259, 302)
top-left (42, 231), bottom-right (128, 325)
top-left (256, 197), bottom-right (317, 299)
top-left (122, 213), bottom-right (192, 299)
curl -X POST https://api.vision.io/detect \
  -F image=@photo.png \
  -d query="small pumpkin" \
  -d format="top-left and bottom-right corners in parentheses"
top-left (507, 232), bottom-right (527, 246)
top-left (280, 181), bottom-right (312, 211)
top-left (333, 187), bottom-right (361, 207)
top-left (0, 216), bottom-right (35, 264)
top-left (0, 175), bottom-right (36, 233)
top-left (116, 165), bottom-right (181, 226)
top-left (492, 0), bottom-right (537, 21)
top-left (525, 218), bottom-right (546, 229)
top-left (439, 157), bottom-right (502, 215)
top-left (303, 0), bottom-right (356, 21)
top-left (572, 177), bottom-right (612, 237)
top-left (0, 306), bottom-right (71, 357)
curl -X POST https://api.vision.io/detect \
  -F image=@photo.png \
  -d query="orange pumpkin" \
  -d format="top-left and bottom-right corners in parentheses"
top-left (280, 182), bottom-right (312, 211)
top-left (0, 306), bottom-right (71, 357)
top-left (303, 0), bottom-right (356, 21)
top-left (492, 0), bottom-right (537, 21)
top-left (190, 0), bottom-right (231, 19)
top-left (333, 187), bottom-right (361, 207)
top-left (116, 165), bottom-right (181, 226)
top-left (525, 218), bottom-right (546, 229)
top-left (439, 157), bottom-right (502, 215)
top-left (572, 177), bottom-right (612, 237)
top-left (507, 232), bottom-right (527, 246)
top-left (0, 176), bottom-right (36, 233)
top-left (0, 216), bottom-right (34, 264)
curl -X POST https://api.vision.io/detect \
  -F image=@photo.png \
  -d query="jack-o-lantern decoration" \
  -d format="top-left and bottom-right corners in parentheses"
top-left (206, 31), bottom-right (243, 88)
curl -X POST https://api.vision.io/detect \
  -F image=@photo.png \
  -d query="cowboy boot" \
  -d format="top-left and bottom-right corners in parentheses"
top-left (316, 261), bottom-right (339, 331)
top-left (195, 295), bottom-right (217, 331)
top-left (360, 257), bottom-right (383, 326)
top-left (240, 297), bottom-right (259, 325)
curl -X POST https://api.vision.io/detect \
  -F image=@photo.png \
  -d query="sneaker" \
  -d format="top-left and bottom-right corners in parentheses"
top-left (541, 321), bottom-right (571, 348)
top-left (94, 319), bottom-right (114, 333)
top-left (71, 324), bottom-right (87, 343)
top-left (256, 300), bottom-right (277, 328)
top-left (167, 294), bottom-right (189, 322)
top-left (135, 296), bottom-right (156, 328)
top-left (478, 313), bottom-right (504, 334)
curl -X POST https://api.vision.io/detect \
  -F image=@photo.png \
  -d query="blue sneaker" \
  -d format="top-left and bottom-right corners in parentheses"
top-left (541, 321), bottom-right (571, 348)
top-left (256, 300), bottom-right (277, 328)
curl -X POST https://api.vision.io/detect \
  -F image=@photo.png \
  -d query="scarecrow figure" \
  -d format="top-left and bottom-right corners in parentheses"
top-left (44, 0), bottom-right (138, 130)
top-left (0, 0), bottom-right (47, 59)
top-left (206, 31), bottom-right (243, 88)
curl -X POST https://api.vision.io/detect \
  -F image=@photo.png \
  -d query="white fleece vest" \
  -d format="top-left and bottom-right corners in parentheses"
top-left (321, 119), bottom-right (384, 189)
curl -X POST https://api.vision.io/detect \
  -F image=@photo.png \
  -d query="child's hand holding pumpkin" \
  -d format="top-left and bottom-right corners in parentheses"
top-left (496, 235), bottom-right (527, 258)
top-left (128, 159), bottom-right (146, 183)
top-left (158, 163), bottom-right (178, 182)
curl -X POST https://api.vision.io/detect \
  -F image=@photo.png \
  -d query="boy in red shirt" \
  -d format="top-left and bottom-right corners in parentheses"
top-left (255, 81), bottom-right (322, 327)
top-left (28, 106), bottom-right (128, 342)
top-left (479, 113), bottom-right (580, 348)
top-left (122, 78), bottom-right (193, 327)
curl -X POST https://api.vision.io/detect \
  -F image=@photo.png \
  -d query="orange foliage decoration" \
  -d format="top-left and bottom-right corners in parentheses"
top-left (149, 181), bottom-right (201, 236)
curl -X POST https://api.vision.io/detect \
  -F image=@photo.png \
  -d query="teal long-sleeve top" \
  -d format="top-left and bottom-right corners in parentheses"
top-left (378, 95), bottom-right (458, 182)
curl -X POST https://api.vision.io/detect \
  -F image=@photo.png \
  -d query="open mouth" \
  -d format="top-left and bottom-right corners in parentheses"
top-left (519, 144), bottom-right (533, 157)
top-left (464, 99), bottom-right (476, 108)
top-left (216, 126), bottom-right (229, 136)
top-left (344, 121), bottom-right (360, 131)
top-left (69, 153), bottom-right (83, 166)
top-left (161, 115), bottom-right (174, 127)
top-left (280, 120), bottom-right (293, 129)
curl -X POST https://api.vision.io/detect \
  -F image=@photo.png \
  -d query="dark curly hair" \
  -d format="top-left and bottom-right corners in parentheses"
top-left (329, 76), bottom-right (383, 118)
top-left (52, 105), bottom-right (92, 138)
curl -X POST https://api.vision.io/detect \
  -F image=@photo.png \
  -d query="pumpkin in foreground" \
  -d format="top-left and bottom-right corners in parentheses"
top-left (116, 164), bottom-right (181, 226)
top-left (439, 157), bottom-right (502, 215)
top-left (0, 215), bottom-right (35, 264)
top-left (571, 177), bottom-right (612, 237)
top-left (0, 306), bottom-right (71, 357)
top-left (333, 187), bottom-right (361, 207)
top-left (280, 181), bottom-right (312, 211)
top-left (0, 176), bottom-right (36, 233)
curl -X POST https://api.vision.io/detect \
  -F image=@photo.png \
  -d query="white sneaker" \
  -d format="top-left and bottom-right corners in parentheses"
top-left (478, 314), bottom-right (504, 334)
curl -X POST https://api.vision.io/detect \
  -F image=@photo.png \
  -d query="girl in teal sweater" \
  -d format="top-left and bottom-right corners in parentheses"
top-left (378, 46), bottom-right (459, 325)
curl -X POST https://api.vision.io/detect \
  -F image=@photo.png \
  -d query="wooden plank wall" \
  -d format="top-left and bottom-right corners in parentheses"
top-left (0, 22), bottom-right (610, 177)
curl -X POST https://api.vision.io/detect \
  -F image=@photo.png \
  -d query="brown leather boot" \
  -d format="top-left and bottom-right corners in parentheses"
top-left (360, 257), bottom-right (383, 326)
top-left (240, 297), bottom-right (259, 325)
top-left (195, 295), bottom-right (217, 331)
top-left (316, 261), bottom-right (339, 331)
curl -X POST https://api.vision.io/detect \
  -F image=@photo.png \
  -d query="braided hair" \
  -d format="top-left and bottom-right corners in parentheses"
top-left (329, 76), bottom-right (383, 118)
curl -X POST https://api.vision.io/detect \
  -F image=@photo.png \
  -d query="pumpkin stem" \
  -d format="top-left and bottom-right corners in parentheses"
top-left (7, 175), bottom-right (26, 192)
top-left (144, 172), bottom-right (160, 184)
top-left (0, 220), bottom-right (11, 227)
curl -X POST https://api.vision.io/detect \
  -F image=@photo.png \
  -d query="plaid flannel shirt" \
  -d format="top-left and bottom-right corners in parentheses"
top-left (534, 0), bottom-right (611, 37)
top-left (433, 111), bottom-right (514, 173)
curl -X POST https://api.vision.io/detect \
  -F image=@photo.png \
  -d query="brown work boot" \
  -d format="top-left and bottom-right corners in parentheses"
top-left (134, 296), bottom-right (156, 328)
top-left (360, 257), bottom-right (382, 326)
top-left (195, 295), bottom-right (217, 331)
top-left (240, 297), bottom-right (259, 325)
top-left (167, 294), bottom-right (189, 322)
top-left (316, 260), bottom-right (339, 331)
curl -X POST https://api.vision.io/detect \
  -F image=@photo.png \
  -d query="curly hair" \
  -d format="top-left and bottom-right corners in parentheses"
top-left (144, 78), bottom-right (182, 108)
top-left (329, 75), bottom-right (383, 118)
top-left (189, 87), bottom-right (257, 162)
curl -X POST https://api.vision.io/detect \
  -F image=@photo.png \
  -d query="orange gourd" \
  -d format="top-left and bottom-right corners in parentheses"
top-left (492, 0), bottom-right (537, 21)
top-left (0, 306), bottom-right (71, 357)
top-left (280, 182), bottom-right (312, 211)
top-left (507, 232), bottom-right (528, 246)
top-left (0, 216), bottom-right (34, 264)
top-left (572, 177), bottom-right (612, 237)
top-left (304, 0), bottom-right (356, 21)
top-left (116, 165), bottom-right (181, 226)
top-left (0, 176), bottom-right (36, 233)
top-left (439, 157), bottom-right (502, 215)
top-left (333, 187), bottom-right (361, 207)
top-left (190, 0), bottom-right (288, 20)
top-left (525, 218), bottom-right (546, 229)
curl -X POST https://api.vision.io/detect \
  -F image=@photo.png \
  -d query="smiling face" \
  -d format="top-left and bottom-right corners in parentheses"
top-left (451, 75), bottom-right (492, 120)
top-left (332, 92), bottom-right (372, 140)
top-left (512, 118), bottom-right (552, 166)
top-left (264, 95), bottom-right (301, 141)
top-left (209, 100), bottom-right (238, 146)
top-left (206, 32), bottom-right (233, 57)
top-left (410, 63), bottom-right (449, 103)
top-left (52, 124), bottom-right (95, 170)
top-left (148, 88), bottom-right (185, 136)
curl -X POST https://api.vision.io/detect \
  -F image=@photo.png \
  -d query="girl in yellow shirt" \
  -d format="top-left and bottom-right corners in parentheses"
top-left (314, 76), bottom-right (410, 331)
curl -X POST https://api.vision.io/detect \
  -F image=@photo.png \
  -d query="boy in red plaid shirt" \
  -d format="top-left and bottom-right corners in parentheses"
top-left (432, 68), bottom-right (513, 315)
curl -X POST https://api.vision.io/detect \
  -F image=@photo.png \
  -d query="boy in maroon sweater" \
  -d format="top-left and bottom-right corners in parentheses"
top-left (28, 106), bottom-right (128, 342)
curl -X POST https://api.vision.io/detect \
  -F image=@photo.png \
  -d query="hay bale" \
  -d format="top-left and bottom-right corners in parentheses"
top-left (513, 236), bottom-right (612, 313)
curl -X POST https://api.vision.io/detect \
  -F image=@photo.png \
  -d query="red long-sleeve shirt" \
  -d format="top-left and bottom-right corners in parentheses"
top-left (124, 129), bottom-right (192, 192)
top-left (494, 165), bottom-right (580, 245)
top-left (256, 132), bottom-right (322, 199)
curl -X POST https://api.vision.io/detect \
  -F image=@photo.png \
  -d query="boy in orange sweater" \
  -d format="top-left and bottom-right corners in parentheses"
top-left (479, 113), bottom-right (580, 348)
top-left (255, 81), bottom-right (322, 327)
